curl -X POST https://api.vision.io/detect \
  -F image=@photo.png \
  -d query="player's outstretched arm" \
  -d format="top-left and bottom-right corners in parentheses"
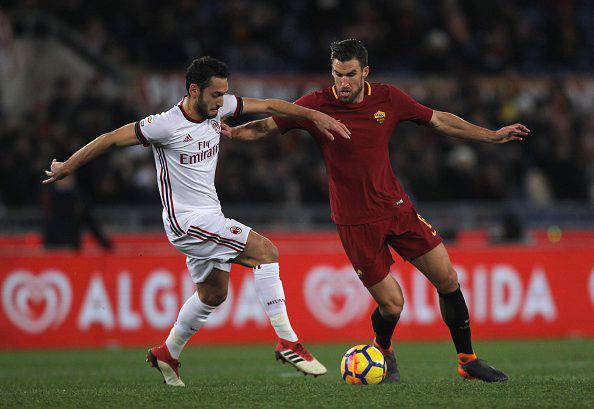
top-left (221, 118), bottom-right (279, 141)
top-left (241, 97), bottom-right (350, 141)
top-left (429, 111), bottom-right (530, 143)
top-left (43, 123), bottom-right (139, 184)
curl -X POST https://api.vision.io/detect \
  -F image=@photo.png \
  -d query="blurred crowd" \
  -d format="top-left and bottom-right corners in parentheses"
top-left (0, 0), bottom-right (593, 210)
top-left (6, 0), bottom-right (594, 73)
top-left (1, 74), bottom-right (592, 209)
top-left (218, 75), bottom-right (594, 206)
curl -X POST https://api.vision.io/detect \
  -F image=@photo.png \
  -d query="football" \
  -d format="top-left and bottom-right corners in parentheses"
top-left (340, 344), bottom-right (386, 385)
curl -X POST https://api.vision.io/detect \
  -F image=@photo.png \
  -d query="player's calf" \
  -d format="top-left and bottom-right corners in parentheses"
top-left (438, 280), bottom-right (508, 383)
top-left (367, 276), bottom-right (404, 382)
top-left (233, 230), bottom-right (327, 374)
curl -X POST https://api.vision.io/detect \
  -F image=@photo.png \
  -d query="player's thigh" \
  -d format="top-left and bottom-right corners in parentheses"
top-left (175, 212), bottom-right (251, 275)
top-left (336, 221), bottom-right (394, 288)
top-left (183, 214), bottom-right (250, 256)
top-left (230, 230), bottom-right (278, 268)
top-left (387, 207), bottom-right (442, 264)
top-left (410, 242), bottom-right (459, 293)
top-left (196, 267), bottom-right (230, 306)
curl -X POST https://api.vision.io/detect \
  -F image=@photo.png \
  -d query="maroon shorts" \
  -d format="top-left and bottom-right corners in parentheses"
top-left (336, 206), bottom-right (442, 288)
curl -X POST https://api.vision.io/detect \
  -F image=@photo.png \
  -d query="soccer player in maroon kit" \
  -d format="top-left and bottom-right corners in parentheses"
top-left (224, 39), bottom-right (530, 383)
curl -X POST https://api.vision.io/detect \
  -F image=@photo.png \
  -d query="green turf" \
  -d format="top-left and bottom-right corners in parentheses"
top-left (1, 339), bottom-right (593, 408)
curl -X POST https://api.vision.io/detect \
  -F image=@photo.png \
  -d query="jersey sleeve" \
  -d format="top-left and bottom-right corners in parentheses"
top-left (388, 85), bottom-right (433, 125)
top-left (271, 94), bottom-right (317, 134)
top-left (219, 94), bottom-right (243, 118)
top-left (134, 112), bottom-right (171, 146)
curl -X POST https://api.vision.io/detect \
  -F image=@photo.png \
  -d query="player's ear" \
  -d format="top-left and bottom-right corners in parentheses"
top-left (362, 66), bottom-right (369, 79)
top-left (188, 83), bottom-right (200, 98)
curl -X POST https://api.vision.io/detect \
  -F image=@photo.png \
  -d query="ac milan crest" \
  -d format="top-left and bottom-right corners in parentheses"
top-left (211, 120), bottom-right (221, 133)
top-left (230, 226), bottom-right (242, 235)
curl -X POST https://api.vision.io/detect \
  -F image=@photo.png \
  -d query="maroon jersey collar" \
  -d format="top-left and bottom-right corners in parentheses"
top-left (178, 96), bottom-right (206, 123)
top-left (331, 81), bottom-right (372, 105)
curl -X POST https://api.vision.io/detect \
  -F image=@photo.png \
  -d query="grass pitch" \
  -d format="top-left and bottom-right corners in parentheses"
top-left (1, 339), bottom-right (593, 408)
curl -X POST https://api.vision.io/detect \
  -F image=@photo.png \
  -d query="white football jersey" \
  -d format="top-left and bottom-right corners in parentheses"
top-left (135, 94), bottom-right (242, 236)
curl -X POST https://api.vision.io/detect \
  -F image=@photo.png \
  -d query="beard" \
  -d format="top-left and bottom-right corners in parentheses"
top-left (339, 83), bottom-right (364, 103)
top-left (196, 95), bottom-right (217, 119)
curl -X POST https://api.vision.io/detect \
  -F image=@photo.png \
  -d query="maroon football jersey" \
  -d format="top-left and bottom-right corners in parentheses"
top-left (273, 82), bottom-right (433, 225)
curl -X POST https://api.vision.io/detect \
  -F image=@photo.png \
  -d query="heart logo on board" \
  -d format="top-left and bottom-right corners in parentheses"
top-left (304, 265), bottom-right (372, 328)
top-left (2, 270), bottom-right (72, 334)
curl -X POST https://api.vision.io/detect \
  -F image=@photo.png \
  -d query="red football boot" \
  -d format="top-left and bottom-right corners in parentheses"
top-left (274, 339), bottom-right (327, 377)
top-left (146, 344), bottom-right (185, 387)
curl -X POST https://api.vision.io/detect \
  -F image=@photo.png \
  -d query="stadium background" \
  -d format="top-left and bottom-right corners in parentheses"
top-left (0, 2), bottom-right (593, 407)
top-left (0, 1), bottom-right (594, 348)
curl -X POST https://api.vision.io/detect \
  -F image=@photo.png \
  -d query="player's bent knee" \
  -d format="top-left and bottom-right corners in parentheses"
top-left (257, 237), bottom-right (279, 264)
top-left (379, 299), bottom-right (404, 321)
top-left (435, 267), bottom-right (459, 294)
top-left (197, 288), bottom-right (228, 306)
top-left (242, 232), bottom-right (279, 266)
top-left (266, 239), bottom-right (279, 262)
top-left (202, 291), bottom-right (227, 306)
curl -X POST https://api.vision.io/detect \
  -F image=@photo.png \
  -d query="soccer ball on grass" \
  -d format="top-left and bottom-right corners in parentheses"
top-left (340, 344), bottom-right (385, 385)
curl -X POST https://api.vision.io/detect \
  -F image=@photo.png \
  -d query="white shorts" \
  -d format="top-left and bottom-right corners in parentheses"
top-left (165, 211), bottom-right (251, 283)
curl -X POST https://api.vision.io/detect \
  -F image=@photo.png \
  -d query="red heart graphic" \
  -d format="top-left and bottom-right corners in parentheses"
top-left (2, 270), bottom-right (72, 334)
top-left (27, 297), bottom-right (47, 320)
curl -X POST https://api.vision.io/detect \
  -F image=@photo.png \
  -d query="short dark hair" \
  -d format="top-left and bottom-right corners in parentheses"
top-left (185, 56), bottom-right (229, 93)
top-left (330, 39), bottom-right (368, 68)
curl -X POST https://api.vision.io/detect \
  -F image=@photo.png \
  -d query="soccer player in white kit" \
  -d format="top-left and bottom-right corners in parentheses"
top-left (43, 56), bottom-right (351, 386)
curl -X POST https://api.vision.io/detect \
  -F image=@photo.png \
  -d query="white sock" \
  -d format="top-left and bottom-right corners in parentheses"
top-left (253, 263), bottom-right (298, 342)
top-left (165, 292), bottom-right (216, 359)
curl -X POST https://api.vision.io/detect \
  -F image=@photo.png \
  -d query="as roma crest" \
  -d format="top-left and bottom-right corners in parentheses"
top-left (373, 111), bottom-right (386, 124)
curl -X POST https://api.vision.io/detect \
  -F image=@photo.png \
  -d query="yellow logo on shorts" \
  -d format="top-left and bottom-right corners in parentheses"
top-left (373, 111), bottom-right (386, 124)
top-left (356, 269), bottom-right (364, 278)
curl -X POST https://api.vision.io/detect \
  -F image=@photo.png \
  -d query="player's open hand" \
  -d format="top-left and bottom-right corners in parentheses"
top-left (492, 123), bottom-right (530, 143)
top-left (220, 122), bottom-right (233, 139)
top-left (42, 159), bottom-right (69, 184)
top-left (310, 111), bottom-right (350, 141)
